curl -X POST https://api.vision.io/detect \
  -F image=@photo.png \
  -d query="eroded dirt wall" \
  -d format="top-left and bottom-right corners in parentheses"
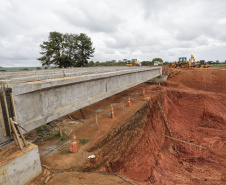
top-left (82, 99), bottom-right (167, 181)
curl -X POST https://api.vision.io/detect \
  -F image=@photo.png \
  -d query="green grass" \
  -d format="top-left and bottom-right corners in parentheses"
top-left (35, 127), bottom-right (42, 134)
top-left (43, 132), bottom-right (61, 141)
top-left (79, 138), bottom-right (89, 143)
top-left (60, 149), bottom-right (70, 155)
top-left (56, 135), bottom-right (69, 145)
top-left (60, 136), bottom-right (68, 141)
top-left (210, 64), bottom-right (226, 67)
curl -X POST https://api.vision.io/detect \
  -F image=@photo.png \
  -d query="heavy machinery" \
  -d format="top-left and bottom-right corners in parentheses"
top-left (188, 55), bottom-right (195, 67)
top-left (187, 55), bottom-right (211, 68)
top-left (180, 55), bottom-right (198, 68)
top-left (126, 59), bottom-right (141, 66)
top-left (169, 57), bottom-right (189, 68)
top-left (200, 60), bottom-right (211, 68)
top-left (169, 55), bottom-right (211, 68)
top-left (179, 57), bottom-right (188, 68)
top-left (169, 61), bottom-right (179, 68)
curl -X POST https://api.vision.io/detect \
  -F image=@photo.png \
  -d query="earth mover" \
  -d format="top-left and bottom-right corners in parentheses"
top-left (126, 59), bottom-right (141, 66)
top-left (169, 57), bottom-right (190, 68)
top-left (169, 61), bottom-right (179, 68)
top-left (179, 57), bottom-right (189, 68)
top-left (198, 60), bottom-right (211, 68)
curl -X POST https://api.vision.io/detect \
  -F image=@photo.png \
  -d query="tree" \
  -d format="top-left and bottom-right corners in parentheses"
top-left (38, 32), bottom-right (95, 68)
top-left (94, 61), bottom-right (101, 66)
top-left (141, 61), bottom-right (151, 66)
top-left (163, 61), bottom-right (169, 65)
top-left (88, 61), bottom-right (94, 67)
top-left (76, 33), bottom-right (95, 67)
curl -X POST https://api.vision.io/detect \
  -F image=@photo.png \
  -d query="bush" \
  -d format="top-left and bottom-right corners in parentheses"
top-left (79, 138), bottom-right (89, 143)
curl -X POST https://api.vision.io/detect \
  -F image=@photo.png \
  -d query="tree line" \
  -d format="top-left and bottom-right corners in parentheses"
top-left (87, 58), bottom-right (164, 67)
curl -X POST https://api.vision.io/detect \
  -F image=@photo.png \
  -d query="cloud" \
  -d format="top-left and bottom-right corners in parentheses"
top-left (0, 0), bottom-right (226, 67)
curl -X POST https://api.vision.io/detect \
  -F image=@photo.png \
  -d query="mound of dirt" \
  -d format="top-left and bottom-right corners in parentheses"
top-left (168, 68), bottom-right (226, 94)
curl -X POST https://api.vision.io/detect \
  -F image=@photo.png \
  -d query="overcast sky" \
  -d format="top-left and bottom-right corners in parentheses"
top-left (0, 0), bottom-right (226, 67)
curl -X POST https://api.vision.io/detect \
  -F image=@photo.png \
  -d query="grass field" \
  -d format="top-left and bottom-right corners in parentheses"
top-left (210, 64), bottom-right (226, 67)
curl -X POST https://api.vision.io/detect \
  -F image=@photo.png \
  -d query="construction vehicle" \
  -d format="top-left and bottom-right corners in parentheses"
top-left (169, 61), bottom-right (180, 68)
top-left (169, 55), bottom-right (210, 68)
top-left (126, 59), bottom-right (141, 66)
top-left (179, 57), bottom-right (188, 68)
top-left (200, 60), bottom-right (211, 68)
top-left (169, 57), bottom-right (188, 68)
top-left (188, 55), bottom-right (211, 68)
top-left (188, 55), bottom-right (195, 67)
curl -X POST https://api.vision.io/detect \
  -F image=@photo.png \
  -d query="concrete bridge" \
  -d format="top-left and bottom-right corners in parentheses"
top-left (0, 66), bottom-right (162, 144)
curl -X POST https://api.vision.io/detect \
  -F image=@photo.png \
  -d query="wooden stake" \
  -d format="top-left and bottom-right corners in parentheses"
top-left (12, 132), bottom-right (19, 146)
top-left (44, 175), bottom-right (51, 184)
top-left (164, 135), bottom-right (206, 150)
top-left (10, 118), bottom-right (23, 151)
top-left (15, 123), bottom-right (27, 147)
top-left (69, 115), bottom-right (73, 120)
top-left (96, 115), bottom-right (99, 130)
top-left (67, 129), bottom-right (73, 136)
top-left (10, 92), bottom-right (17, 121)
top-left (0, 97), bottom-right (6, 136)
top-left (2, 90), bottom-right (11, 134)
top-left (158, 102), bottom-right (173, 137)
top-left (59, 126), bottom-right (63, 137)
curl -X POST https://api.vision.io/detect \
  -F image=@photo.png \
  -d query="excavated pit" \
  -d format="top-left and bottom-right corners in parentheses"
top-left (82, 86), bottom-right (226, 184)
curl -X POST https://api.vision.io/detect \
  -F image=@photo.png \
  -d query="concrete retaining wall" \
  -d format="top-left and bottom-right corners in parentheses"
top-left (0, 143), bottom-right (42, 185)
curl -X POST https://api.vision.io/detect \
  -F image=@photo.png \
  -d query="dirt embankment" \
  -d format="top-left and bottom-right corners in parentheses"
top-left (82, 98), bottom-right (166, 182)
top-left (168, 68), bottom-right (226, 94)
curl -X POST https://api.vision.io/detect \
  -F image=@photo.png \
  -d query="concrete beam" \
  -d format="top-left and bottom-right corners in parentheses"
top-left (1, 67), bottom-right (162, 133)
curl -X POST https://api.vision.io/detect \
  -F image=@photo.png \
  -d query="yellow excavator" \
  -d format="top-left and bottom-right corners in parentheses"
top-left (126, 59), bottom-right (141, 66)
top-left (169, 61), bottom-right (179, 68)
top-left (179, 57), bottom-right (188, 68)
top-left (188, 55), bottom-right (195, 67)
top-left (180, 55), bottom-right (197, 68)
top-left (169, 57), bottom-right (189, 68)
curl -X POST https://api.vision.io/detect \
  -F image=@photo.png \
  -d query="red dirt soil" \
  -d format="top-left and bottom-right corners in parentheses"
top-left (29, 67), bottom-right (225, 185)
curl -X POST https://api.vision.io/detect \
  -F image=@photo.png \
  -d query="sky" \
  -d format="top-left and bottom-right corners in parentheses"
top-left (0, 0), bottom-right (226, 67)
